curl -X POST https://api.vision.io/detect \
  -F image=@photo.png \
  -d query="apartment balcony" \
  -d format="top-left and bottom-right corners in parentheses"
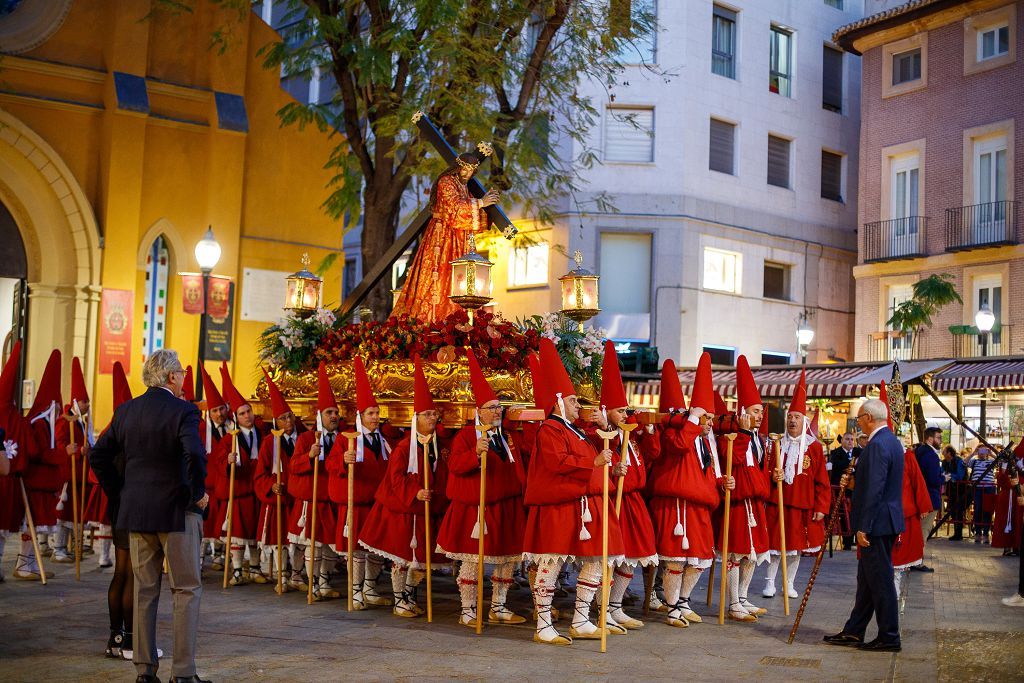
top-left (945, 200), bottom-right (1019, 252)
top-left (951, 324), bottom-right (1015, 358)
top-left (862, 216), bottom-right (928, 263)
top-left (866, 331), bottom-right (916, 362)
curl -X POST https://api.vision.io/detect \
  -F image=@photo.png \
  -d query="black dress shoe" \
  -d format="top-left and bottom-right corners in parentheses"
top-left (135, 676), bottom-right (160, 683)
top-left (858, 638), bottom-right (901, 652)
top-left (171, 677), bottom-right (211, 683)
top-left (823, 632), bottom-right (863, 646)
top-left (910, 564), bottom-right (934, 573)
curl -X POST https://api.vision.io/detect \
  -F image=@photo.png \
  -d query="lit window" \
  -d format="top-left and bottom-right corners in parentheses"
top-left (142, 235), bottom-right (169, 362)
top-left (703, 247), bottom-right (741, 293)
top-left (508, 243), bottom-right (549, 287)
top-left (978, 24), bottom-right (1010, 61)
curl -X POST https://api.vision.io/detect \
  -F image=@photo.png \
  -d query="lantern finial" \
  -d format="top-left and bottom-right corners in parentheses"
top-left (573, 250), bottom-right (583, 267)
top-left (301, 252), bottom-right (311, 269)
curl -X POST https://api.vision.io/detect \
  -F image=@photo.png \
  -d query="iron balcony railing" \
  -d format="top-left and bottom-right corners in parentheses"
top-left (945, 200), bottom-right (1018, 251)
top-left (866, 331), bottom-right (916, 362)
top-left (951, 324), bottom-right (1014, 358)
top-left (862, 216), bottom-right (928, 263)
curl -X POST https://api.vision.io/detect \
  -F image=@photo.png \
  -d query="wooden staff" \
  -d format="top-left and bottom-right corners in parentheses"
top-left (19, 479), bottom-right (46, 584)
top-left (770, 434), bottom-right (790, 616)
top-left (270, 428), bottom-right (286, 596)
top-left (614, 423), bottom-right (639, 516)
top-left (718, 433), bottom-right (737, 625)
top-left (596, 429), bottom-right (617, 654)
top-left (308, 431), bottom-right (323, 605)
top-left (417, 432), bottom-right (435, 623)
top-left (788, 463), bottom-right (854, 644)
top-left (341, 430), bottom-right (360, 611)
top-left (706, 552), bottom-right (715, 607)
top-left (474, 424), bottom-right (495, 633)
top-left (78, 414), bottom-right (88, 564)
top-left (65, 415), bottom-right (81, 581)
top-left (223, 429), bottom-right (239, 590)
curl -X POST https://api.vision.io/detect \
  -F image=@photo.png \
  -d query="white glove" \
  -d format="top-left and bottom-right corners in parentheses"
top-left (3, 439), bottom-right (16, 459)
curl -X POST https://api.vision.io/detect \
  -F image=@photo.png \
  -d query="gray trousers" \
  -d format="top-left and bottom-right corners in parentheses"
top-left (130, 512), bottom-right (203, 678)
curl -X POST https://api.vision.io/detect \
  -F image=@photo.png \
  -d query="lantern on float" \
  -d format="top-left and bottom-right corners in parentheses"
top-left (448, 234), bottom-right (494, 323)
top-left (284, 253), bottom-right (323, 317)
top-left (559, 250), bottom-right (600, 331)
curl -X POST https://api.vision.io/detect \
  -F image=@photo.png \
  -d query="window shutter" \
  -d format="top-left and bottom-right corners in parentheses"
top-left (822, 46), bottom-right (843, 112)
top-left (821, 150), bottom-right (842, 201)
top-left (605, 108), bottom-right (654, 162)
top-left (709, 119), bottom-right (735, 174)
top-left (767, 135), bottom-right (791, 188)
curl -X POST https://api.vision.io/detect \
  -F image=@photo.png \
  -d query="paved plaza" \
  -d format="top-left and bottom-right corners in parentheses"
top-left (0, 536), bottom-right (1021, 682)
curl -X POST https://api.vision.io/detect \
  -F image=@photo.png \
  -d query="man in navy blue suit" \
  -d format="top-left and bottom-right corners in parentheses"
top-left (824, 398), bottom-right (904, 652)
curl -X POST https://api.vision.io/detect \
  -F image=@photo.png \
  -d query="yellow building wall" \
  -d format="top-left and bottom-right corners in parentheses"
top-left (0, 0), bottom-right (345, 425)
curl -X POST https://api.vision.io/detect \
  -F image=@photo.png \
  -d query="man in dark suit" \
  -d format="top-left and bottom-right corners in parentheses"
top-left (913, 427), bottom-right (944, 571)
top-left (90, 349), bottom-right (210, 683)
top-left (829, 432), bottom-right (861, 549)
top-left (824, 398), bottom-right (904, 652)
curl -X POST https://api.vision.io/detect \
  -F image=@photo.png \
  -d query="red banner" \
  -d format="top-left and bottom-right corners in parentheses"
top-left (207, 275), bottom-right (232, 319)
top-left (98, 289), bottom-right (132, 374)
top-left (181, 273), bottom-right (204, 314)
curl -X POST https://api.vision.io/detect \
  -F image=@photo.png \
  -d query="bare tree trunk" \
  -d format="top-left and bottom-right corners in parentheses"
top-left (360, 186), bottom-right (404, 320)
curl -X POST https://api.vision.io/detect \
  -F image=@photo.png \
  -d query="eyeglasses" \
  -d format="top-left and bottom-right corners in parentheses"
top-left (855, 413), bottom-right (869, 421)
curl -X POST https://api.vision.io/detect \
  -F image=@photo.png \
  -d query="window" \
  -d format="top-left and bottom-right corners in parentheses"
top-left (613, 0), bottom-right (657, 65)
top-left (508, 243), bottom-right (549, 287)
top-left (604, 107), bottom-right (654, 162)
top-left (823, 0), bottom-right (842, 8)
top-left (599, 233), bottom-right (651, 314)
top-left (703, 247), bottom-right (741, 293)
top-left (891, 155), bottom-right (920, 219)
top-left (712, 5), bottom-right (737, 79)
top-left (822, 45), bottom-right (843, 112)
top-left (769, 25), bottom-right (793, 97)
top-left (886, 284), bottom-right (914, 359)
top-left (767, 135), bottom-right (791, 189)
top-left (763, 262), bottom-right (789, 300)
top-left (709, 118), bottom-right (736, 175)
top-left (974, 136), bottom-right (1008, 205)
top-left (821, 150), bottom-right (843, 202)
top-left (892, 48), bottom-right (921, 85)
top-left (142, 235), bottom-right (169, 362)
top-left (703, 345), bottom-right (735, 366)
top-left (342, 257), bottom-right (358, 300)
top-left (978, 24), bottom-right (1009, 61)
top-left (761, 351), bottom-right (791, 365)
top-left (975, 275), bottom-right (1003, 345)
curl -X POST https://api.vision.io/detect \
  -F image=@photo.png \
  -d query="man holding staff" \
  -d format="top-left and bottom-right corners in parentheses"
top-left (198, 368), bottom-right (231, 572)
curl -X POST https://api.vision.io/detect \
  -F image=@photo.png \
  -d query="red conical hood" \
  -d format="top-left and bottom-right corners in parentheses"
top-left (759, 405), bottom-right (770, 436)
top-left (182, 366), bottom-right (195, 402)
top-left (413, 356), bottom-right (436, 413)
top-left (713, 390), bottom-right (729, 417)
top-left (70, 357), bottom-right (88, 404)
top-left (809, 409), bottom-right (820, 437)
top-left (219, 362), bottom-right (248, 414)
top-left (538, 338), bottom-right (575, 409)
top-left (658, 360), bottom-right (686, 413)
top-left (528, 352), bottom-right (546, 410)
top-left (317, 362), bottom-right (337, 413)
top-left (600, 340), bottom-right (628, 411)
top-left (261, 366), bottom-right (291, 418)
top-left (29, 349), bottom-right (62, 417)
top-left (879, 380), bottom-right (893, 430)
top-left (112, 361), bottom-right (132, 410)
top-left (690, 352), bottom-right (714, 413)
top-left (200, 366), bottom-right (226, 410)
top-left (0, 340), bottom-right (21, 408)
top-left (735, 355), bottom-right (762, 411)
top-left (354, 357), bottom-right (378, 412)
top-left (788, 369), bottom-right (807, 416)
top-left (466, 349), bottom-right (498, 408)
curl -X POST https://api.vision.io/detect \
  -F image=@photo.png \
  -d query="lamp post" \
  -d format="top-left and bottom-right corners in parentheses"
top-left (559, 250), bottom-right (601, 332)
top-left (448, 234), bottom-right (493, 324)
top-left (975, 305), bottom-right (995, 438)
top-left (796, 311), bottom-right (815, 365)
top-left (194, 226), bottom-right (222, 401)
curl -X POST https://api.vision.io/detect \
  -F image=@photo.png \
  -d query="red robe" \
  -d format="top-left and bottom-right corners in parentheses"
top-left (200, 419), bottom-right (230, 540)
top-left (358, 434), bottom-right (450, 565)
top-left (325, 430), bottom-right (395, 555)
top-left (253, 430), bottom-right (296, 547)
top-left (992, 460), bottom-right (1023, 550)
top-left (765, 435), bottom-right (830, 553)
top-left (437, 424), bottom-right (526, 561)
top-left (522, 417), bottom-right (624, 560)
top-left (648, 417), bottom-right (721, 562)
top-left (0, 407), bottom-right (32, 532)
top-left (214, 425), bottom-right (269, 543)
top-left (53, 410), bottom-right (90, 525)
top-left (585, 424), bottom-right (658, 565)
top-left (893, 449), bottom-right (933, 568)
top-left (287, 430), bottom-right (339, 545)
top-left (715, 429), bottom-right (771, 558)
top-left (23, 415), bottom-right (68, 528)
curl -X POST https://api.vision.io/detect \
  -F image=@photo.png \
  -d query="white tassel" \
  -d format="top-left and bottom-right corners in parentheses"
top-left (407, 413), bottom-right (419, 475)
top-left (342, 523), bottom-right (349, 539)
top-left (297, 501), bottom-right (308, 528)
top-left (581, 496), bottom-right (593, 523)
top-left (56, 482), bottom-right (67, 511)
top-left (579, 525), bottom-right (592, 541)
top-left (673, 499), bottom-right (684, 536)
top-left (471, 520), bottom-right (480, 540)
top-left (355, 411), bottom-right (365, 463)
top-left (410, 514), bottom-right (418, 549)
top-left (679, 499), bottom-right (690, 550)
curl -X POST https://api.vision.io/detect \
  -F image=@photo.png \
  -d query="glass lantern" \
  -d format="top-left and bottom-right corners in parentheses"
top-left (449, 234), bottom-right (494, 322)
top-left (284, 253), bottom-right (323, 317)
top-left (559, 250), bottom-right (600, 331)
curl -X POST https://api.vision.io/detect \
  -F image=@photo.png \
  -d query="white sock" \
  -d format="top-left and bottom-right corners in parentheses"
top-left (290, 544), bottom-right (305, 578)
top-left (18, 537), bottom-right (38, 573)
top-left (727, 561), bottom-right (742, 611)
top-left (230, 545), bottom-right (244, 570)
top-left (391, 565), bottom-right (407, 604)
top-left (352, 555), bottom-right (366, 595)
top-left (680, 566), bottom-right (702, 600)
top-left (458, 561), bottom-right (478, 622)
top-left (532, 557), bottom-right (560, 640)
top-left (894, 568), bottom-right (904, 595)
top-left (572, 561), bottom-right (603, 633)
top-left (739, 557), bottom-right (756, 601)
top-left (788, 555), bottom-right (801, 592)
top-left (491, 561), bottom-right (515, 612)
top-left (663, 562), bottom-right (683, 611)
top-left (53, 526), bottom-right (68, 552)
top-left (609, 565), bottom-right (633, 621)
top-left (765, 555), bottom-right (781, 585)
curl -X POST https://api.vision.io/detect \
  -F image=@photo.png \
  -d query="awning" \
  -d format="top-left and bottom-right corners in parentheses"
top-left (846, 359), bottom-right (951, 387)
top-left (930, 358), bottom-right (1024, 392)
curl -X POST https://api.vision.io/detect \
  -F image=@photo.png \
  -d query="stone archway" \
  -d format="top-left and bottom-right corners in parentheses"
top-left (0, 108), bottom-right (101, 395)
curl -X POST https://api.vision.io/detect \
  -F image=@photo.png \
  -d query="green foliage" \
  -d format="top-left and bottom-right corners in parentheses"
top-left (886, 274), bottom-right (963, 335)
top-left (518, 312), bottom-right (606, 388)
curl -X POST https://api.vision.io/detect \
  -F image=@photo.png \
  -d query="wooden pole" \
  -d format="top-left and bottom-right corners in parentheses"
top-left (718, 434), bottom-right (736, 625)
top-left (308, 432), bottom-right (322, 605)
top-left (79, 416), bottom-right (88, 564)
top-left (615, 423), bottom-right (639, 516)
top-left (770, 434), bottom-right (790, 616)
top-left (20, 479), bottom-right (46, 584)
top-left (474, 423), bottom-right (494, 634)
top-left (223, 430), bottom-right (239, 590)
top-left (417, 433), bottom-right (435, 623)
top-left (66, 416), bottom-right (81, 581)
top-left (341, 431), bottom-right (360, 612)
top-left (596, 429), bottom-right (617, 654)
top-left (270, 428), bottom-right (285, 596)
top-left (706, 553), bottom-right (715, 607)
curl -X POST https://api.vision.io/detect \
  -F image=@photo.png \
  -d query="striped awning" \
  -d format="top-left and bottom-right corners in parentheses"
top-left (930, 358), bottom-right (1024, 392)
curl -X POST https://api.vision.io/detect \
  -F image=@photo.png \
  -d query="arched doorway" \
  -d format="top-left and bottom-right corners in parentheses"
top-left (0, 109), bottom-right (101, 399)
top-left (0, 200), bottom-right (28, 398)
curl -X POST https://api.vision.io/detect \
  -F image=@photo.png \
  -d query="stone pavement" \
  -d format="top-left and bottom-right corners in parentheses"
top-left (0, 536), bottom-right (1020, 682)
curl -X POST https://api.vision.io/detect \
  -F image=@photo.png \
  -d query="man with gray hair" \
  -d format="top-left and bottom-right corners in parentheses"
top-left (824, 397), bottom-right (904, 652)
top-left (90, 349), bottom-right (210, 683)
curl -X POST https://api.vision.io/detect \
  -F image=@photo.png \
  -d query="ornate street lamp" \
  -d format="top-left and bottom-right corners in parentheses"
top-left (559, 250), bottom-right (600, 331)
top-left (975, 304), bottom-right (996, 438)
top-left (284, 253), bottom-right (323, 318)
top-left (796, 310), bottom-right (815, 365)
top-left (194, 226), bottom-right (222, 401)
top-left (448, 234), bottom-right (493, 323)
